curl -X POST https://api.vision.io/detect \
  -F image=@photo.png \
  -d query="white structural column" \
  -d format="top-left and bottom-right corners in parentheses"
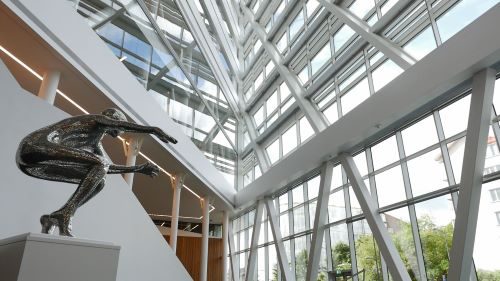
top-left (340, 154), bottom-right (411, 281)
top-left (169, 173), bottom-right (186, 253)
top-left (123, 137), bottom-right (143, 187)
top-left (266, 199), bottom-right (296, 281)
top-left (228, 220), bottom-right (240, 281)
top-left (448, 68), bottom-right (496, 281)
top-left (306, 162), bottom-right (334, 281)
top-left (222, 211), bottom-right (230, 281)
top-left (240, 4), bottom-right (328, 134)
top-left (245, 201), bottom-right (264, 281)
top-left (318, 0), bottom-right (416, 69)
top-left (37, 70), bottom-right (60, 104)
top-left (200, 197), bottom-right (211, 281)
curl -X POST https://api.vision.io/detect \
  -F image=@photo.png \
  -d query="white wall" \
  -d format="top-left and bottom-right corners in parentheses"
top-left (0, 60), bottom-right (192, 281)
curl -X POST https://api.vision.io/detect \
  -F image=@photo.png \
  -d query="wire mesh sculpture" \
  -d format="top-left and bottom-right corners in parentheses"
top-left (16, 108), bottom-right (177, 237)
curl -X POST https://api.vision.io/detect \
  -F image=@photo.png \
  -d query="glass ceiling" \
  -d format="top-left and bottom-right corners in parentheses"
top-left (70, 0), bottom-right (237, 185)
top-left (66, 0), bottom-right (498, 191)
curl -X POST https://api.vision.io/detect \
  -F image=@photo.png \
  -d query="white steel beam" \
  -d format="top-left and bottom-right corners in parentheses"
top-left (200, 197), bottom-right (211, 281)
top-left (123, 136), bottom-right (143, 187)
top-left (340, 153), bottom-right (411, 281)
top-left (220, 0), bottom-right (240, 39)
top-left (318, 0), bottom-right (416, 69)
top-left (223, 211), bottom-right (230, 281)
top-left (245, 201), bottom-right (265, 281)
top-left (228, 220), bottom-right (240, 281)
top-left (174, 0), bottom-right (240, 115)
top-left (202, 0), bottom-right (240, 74)
top-left (169, 173), bottom-right (186, 252)
top-left (448, 68), bottom-right (496, 281)
top-left (306, 162), bottom-right (334, 281)
top-left (266, 199), bottom-right (296, 281)
top-left (37, 70), bottom-right (60, 104)
top-left (240, 4), bottom-right (328, 133)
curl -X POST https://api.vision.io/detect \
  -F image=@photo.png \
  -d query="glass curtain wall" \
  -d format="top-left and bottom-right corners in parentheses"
top-left (69, 0), bottom-right (238, 186)
top-left (232, 76), bottom-right (500, 280)
top-left (238, 0), bottom-right (498, 189)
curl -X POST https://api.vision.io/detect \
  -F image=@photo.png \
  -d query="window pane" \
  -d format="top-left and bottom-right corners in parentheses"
top-left (295, 236), bottom-right (308, 281)
top-left (334, 24), bottom-right (355, 51)
top-left (401, 115), bottom-right (438, 156)
top-left (349, 0), bottom-right (375, 19)
top-left (300, 117), bottom-right (314, 142)
top-left (349, 186), bottom-right (363, 216)
top-left (254, 106), bottom-right (264, 127)
top-left (293, 206), bottom-right (306, 233)
top-left (311, 42), bottom-right (332, 75)
top-left (267, 91), bottom-right (279, 114)
top-left (307, 175), bottom-right (321, 200)
top-left (280, 213), bottom-right (290, 237)
top-left (257, 247), bottom-right (265, 280)
top-left (292, 185), bottom-right (305, 207)
top-left (341, 78), bottom-right (370, 114)
top-left (299, 66), bottom-right (309, 84)
top-left (282, 124), bottom-right (298, 155)
top-left (323, 102), bottom-right (338, 124)
top-left (474, 180), bottom-right (500, 278)
top-left (375, 165), bottom-right (406, 207)
top-left (439, 95), bottom-right (470, 138)
top-left (277, 33), bottom-right (287, 53)
top-left (280, 193), bottom-right (289, 213)
top-left (403, 26), bottom-right (437, 60)
top-left (407, 148), bottom-right (448, 197)
top-left (415, 195), bottom-right (455, 281)
top-left (371, 136), bottom-right (400, 171)
top-left (354, 152), bottom-right (368, 176)
top-left (330, 224), bottom-right (352, 274)
top-left (382, 208), bottom-right (420, 279)
top-left (372, 60), bottom-right (403, 92)
top-left (437, 0), bottom-right (497, 43)
top-left (255, 71), bottom-right (264, 89)
top-left (353, 219), bottom-right (382, 281)
top-left (289, 9), bottom-right (305, 40)
top-left (280, 82), bottom-right (291, 101)
top-left (267, 138), bottom-right (280, 164)
top-left (329, 188), bottom-right (346, 222)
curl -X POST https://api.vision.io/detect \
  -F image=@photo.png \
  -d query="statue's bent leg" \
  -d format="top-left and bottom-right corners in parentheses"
top-left (43, 164), bottom-right (108, 237)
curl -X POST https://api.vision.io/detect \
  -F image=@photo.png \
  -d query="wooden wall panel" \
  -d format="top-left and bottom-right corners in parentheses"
top-left (165, 235), bottom-right (223, 281)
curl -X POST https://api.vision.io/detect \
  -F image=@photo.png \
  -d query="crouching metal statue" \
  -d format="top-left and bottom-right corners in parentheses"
top-left (16, 108), bottom-right (177, 237)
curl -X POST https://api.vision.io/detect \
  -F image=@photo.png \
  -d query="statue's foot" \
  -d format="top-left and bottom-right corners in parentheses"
top-left (40, 215), bottom-right (57, 234)
top-left (44, 213), bottom-right (74, 237)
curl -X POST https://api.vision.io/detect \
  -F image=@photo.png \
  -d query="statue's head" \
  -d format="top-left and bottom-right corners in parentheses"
top-left (101, 108), bottom-right (127, 138)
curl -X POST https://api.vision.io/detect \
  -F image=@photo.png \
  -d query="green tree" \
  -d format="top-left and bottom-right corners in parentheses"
top-left (477, 269), bottom-right (500, 281)
top-left (355, 234), bottom-right (383, 281)
top-left (293, 249), bottom-right (328, 281)
top-left (417, 215), bottom-right (453, 281)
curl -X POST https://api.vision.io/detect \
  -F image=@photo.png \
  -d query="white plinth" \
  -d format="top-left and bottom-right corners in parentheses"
top-left (0, 233), bottom-right (120, 281)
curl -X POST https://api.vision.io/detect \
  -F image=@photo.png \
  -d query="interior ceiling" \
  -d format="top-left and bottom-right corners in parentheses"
top-left (0, 3), bottom-right (227, 223)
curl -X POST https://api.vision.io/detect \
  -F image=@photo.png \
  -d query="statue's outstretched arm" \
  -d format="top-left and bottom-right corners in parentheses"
top-left (108, 162), bottom-right (159, 177)
top-left (96, 116), bottom-right (177, 144)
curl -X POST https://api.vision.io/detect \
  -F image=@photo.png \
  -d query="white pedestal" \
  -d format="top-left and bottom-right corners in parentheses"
top-left (0, 233), bottom-right (120, 281)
